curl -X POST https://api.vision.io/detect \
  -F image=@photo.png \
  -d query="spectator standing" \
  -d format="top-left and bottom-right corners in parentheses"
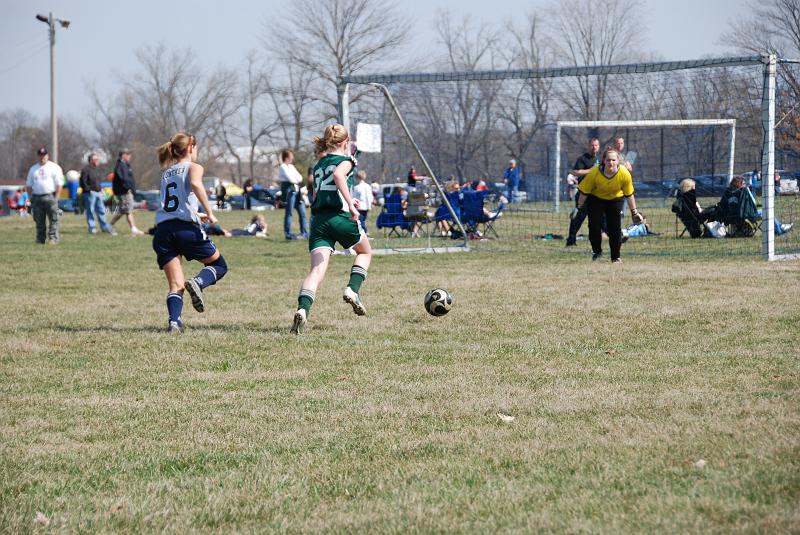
top-left (215, 181), bottom-right (227, 209)
top-left (80, 152), bottom-right (115, 235)
top-left (352, 170), bottom-right (374, 234)
top-left (574, 147), bottom-right (644, 263)
top-left (750, 167), bottom-right (759, 191)
top-left (16, 188), bottom-right (29, 215)
top-left (503, 159), bottom-right (522, 202)
top-left (279, 149), bottom-right (308, 240)
top-left (614, 136), bottom-right (633, 172)
top-left (243, 178), bottom-right (254, 210)
top-left (25, 147), bottom-right (63, 244)
top-left (565, 138), bottom-right (601, 246)
top-left (407, 166), bottom-right (417, 187)
top-left (109, 149), bottom-right (144, 235)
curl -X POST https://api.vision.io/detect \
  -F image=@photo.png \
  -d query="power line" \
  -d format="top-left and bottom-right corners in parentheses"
top-left (0, 44), bottom-right (49, 77)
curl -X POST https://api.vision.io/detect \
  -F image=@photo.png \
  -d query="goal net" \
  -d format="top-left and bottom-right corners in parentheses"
top-left (340, 55), bottom-right (800, 260)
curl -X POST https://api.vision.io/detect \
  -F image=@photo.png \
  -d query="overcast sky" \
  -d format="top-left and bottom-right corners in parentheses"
top-left (1, 0), bottom-right (750, 125)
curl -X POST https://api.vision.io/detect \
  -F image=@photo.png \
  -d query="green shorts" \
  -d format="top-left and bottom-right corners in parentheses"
top-left (309, 211), bottom-right (364, 252)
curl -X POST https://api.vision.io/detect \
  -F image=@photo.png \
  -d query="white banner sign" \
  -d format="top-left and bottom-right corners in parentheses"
top-left (356, 123), bottom-right (382, 153)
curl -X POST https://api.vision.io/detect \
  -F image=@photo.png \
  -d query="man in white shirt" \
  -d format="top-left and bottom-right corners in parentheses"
top-left (279, 149), bottom-right (308, 240)
top-left (26, 147), bottom-right (63, 244)
top-left (352, 170), bottom-right (374, 234)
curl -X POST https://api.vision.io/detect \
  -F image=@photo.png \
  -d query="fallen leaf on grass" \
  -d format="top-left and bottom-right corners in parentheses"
top-left (34, 512), bottom-right (50, 526)
top-left (497, 413), bottom-right (515, 423)
top-left (111, 502), bottom-right (124, 513)
top-left (694, 459), bottom-right (707, 469)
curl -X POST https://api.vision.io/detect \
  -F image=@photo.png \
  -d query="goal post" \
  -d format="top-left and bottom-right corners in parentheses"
top-left (552, 119), bottom-right (737, 213)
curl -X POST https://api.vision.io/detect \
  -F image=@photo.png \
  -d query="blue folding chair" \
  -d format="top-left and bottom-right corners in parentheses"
top-left (461, 191), bottom-right (503, 238)
top-left (434, 191), bottom-right (462, 236)
top-left (376, 193), bottom-right (409, 237)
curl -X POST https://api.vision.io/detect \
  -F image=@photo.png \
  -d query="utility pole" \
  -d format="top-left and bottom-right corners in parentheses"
top-left (36, 12), bottom-right (70, 165)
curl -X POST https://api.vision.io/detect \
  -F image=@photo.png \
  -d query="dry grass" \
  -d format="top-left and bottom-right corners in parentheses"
top-left (1, 211), bottom-right (799, 534)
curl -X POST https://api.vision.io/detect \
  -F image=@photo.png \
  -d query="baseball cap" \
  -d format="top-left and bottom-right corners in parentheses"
top-left (36, 147), bottom-right (48, 156)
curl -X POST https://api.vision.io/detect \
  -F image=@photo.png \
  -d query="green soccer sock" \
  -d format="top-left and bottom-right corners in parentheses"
top-left (348, 265), bottom-right (368, 294)
top-left (298, 289), bottom-right (315, 315)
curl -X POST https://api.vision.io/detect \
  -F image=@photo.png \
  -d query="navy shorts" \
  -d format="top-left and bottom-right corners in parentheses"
top-left (152, 219), bottom-right (217, 269)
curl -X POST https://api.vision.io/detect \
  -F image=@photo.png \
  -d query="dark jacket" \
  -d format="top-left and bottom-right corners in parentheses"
top-left (112, 159), bottom-right (135, 195)
top-left (79, 165), bottom-right (104, 193)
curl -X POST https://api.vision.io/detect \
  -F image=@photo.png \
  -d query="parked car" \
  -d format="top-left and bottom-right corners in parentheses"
top-left (229, 186), bottom-right (278, 210)
top-left (631, 181), bottom-right (664, 198)
top-left (133, 190), bottom-right (160, 211)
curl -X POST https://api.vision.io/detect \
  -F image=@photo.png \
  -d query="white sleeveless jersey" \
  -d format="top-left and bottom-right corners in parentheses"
top-left (155, 162), bottom-right (201, 225)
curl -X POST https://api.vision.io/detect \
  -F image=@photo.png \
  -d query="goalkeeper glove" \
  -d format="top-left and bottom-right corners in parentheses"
top-left (570, 205), bottom-right (586, 220)
top-left (631, 208), bottom-right (645, 224)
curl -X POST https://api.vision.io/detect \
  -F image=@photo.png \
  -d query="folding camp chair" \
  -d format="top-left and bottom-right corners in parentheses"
top-left (671, 190), bottom-right (705, 238)
top-left (375, 193), bottom-right (408, 237)
top-left (718, 186), bottom-right (761, 237)
top-left (405, 191), bottom-right (432, 237)
top-left (461, 190), bottom-right (503, 238)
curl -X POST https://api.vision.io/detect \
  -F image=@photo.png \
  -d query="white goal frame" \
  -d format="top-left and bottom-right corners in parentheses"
top-left (552, 119), bottom-right (736, 213)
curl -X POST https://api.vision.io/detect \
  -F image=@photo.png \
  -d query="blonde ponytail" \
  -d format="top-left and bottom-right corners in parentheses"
top-left (313, 124), bottom-right (349, 154)
top-left (157, 132), bottom-right (196, 167)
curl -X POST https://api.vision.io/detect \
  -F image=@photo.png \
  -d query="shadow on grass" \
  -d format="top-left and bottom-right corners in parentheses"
top-left (54, 324), bottom-right (251, 334)
top-left (52, 323), bottom-right (319, 335)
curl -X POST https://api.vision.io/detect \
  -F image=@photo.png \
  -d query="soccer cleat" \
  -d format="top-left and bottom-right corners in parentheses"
top-left (168, 320), bottom-right (184, 334)
top-left (781, 223), bottom-right (794, 233)
top-left (184, 279), bottom-right (206, 313)
top-left (592, 252), bottom-right (602, 261)
top-left (343, 287), bottom-right (367, 316)
top-left (612, 258), bottom-right (622, 264)
top-left (290, 308), bottom-right (307, 334)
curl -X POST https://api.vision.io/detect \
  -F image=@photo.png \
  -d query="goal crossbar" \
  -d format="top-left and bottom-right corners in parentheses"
top-left (341, 56), bottom-right (766, 85)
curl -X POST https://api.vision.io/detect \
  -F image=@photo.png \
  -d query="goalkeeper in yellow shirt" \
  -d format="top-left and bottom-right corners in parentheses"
top-left (574, 147), bottom-right (644, 263)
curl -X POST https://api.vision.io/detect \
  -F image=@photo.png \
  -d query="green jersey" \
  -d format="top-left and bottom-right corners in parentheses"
top-left (311, 154), bottom-right (356, 214)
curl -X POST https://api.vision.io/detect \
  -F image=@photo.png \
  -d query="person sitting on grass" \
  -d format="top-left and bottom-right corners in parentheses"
top-left (184, 214), bottom-right (269, 238)
top-left (230, 214), bottom-right (268, 237)
top-left (622, 219), bottom-right (654, 240)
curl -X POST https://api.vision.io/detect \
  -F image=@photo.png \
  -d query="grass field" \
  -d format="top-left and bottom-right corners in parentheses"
top-left (2, 210), bottom-right (799, 533)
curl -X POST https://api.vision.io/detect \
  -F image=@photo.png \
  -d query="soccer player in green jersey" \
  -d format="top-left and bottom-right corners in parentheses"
top-left (291, 124), bottom-right (373, 334)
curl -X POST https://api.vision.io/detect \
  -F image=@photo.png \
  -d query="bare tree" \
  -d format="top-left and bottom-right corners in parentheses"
top-left (103, 43), bottom-right (239, 187)
top-left (435, 13), bottom-right (505, 179)
top-left (549, 0), bottom-right (645, 120)
top-left (132, 43), bottom-right (236, 142)
top-left (0, 109), bottom-right (38, 179)
top-left (496, 14), bottom-right (554, 175)
top-left (265, 60), bottom-right (318, 152)
top-left (89, 84), bottom-right (137, 162)
top-left (266, 0), bottom-right (410, 117)
top-left (722, 1), bottom-right (800, 163)
top-left (721, 0), bottom-right (800, 55)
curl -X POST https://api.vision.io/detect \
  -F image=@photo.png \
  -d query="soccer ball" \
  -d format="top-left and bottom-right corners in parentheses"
top-left (424, 288), bottom-right (453, 317)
